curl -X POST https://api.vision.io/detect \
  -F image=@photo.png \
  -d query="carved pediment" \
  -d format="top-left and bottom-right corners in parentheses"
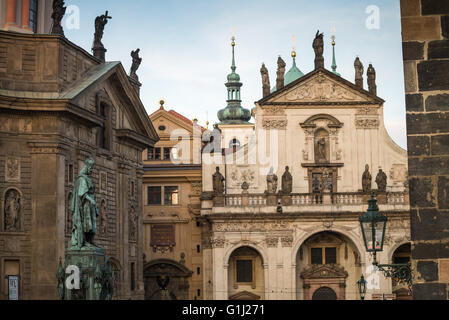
top-left (300, 264), bottom-right (348, 279)
top-left (229, 291), bottom-right (261, 300)
top-left (259, 69), bottom-right (382, 106)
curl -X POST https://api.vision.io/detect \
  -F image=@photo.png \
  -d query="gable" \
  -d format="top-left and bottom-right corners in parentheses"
top-left (150, 109), bottom-right (197, 139)
top-left (259, 68), bottom-right (383, 106)
top-left (64, 62), bottom-right (159, 146)
top-left (300, 264), bottom-right (348, 279)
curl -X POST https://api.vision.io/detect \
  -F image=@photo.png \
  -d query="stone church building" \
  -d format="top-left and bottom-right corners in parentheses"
top-left (0, 17), bottom-right (158, 299)
top-left (200, 35), bottom-right (411, 300)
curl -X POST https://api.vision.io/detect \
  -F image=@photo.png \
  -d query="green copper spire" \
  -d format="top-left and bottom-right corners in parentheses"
top-left (271, 36), bottom-right (304, 92)
top-left (331, 27), bottom-right (340, 76)
top-left (217, 36), bottom-right (251, 124)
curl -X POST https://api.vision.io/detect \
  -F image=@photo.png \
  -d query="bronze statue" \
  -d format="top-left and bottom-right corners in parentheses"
top-left (261, 63), bottom-right (270, 97)
top-left (276, 56), bottom-right (286, 90)
top-left (94, 11), bottom-right (112, 49)
top-left (70, 157), bottom-right (99, 249)
top-left (130, 49), bottom-right (142, 81)
top-left (51, 0), bottom-right (66, 36)
top-left (281, 166), bottom-right (293, 194)
top-left (362, 164), bottom-right (372, 193)
top-left (376, 169), bottom-right (388, 192)
top-left (313, 30), bottom-right (324, 69)
top-left (212, 167), bottom-right (225, 195)
top-left (354, 57), bottom-right (364, 88)
top-left (266, 167), bottom-right (278, 194)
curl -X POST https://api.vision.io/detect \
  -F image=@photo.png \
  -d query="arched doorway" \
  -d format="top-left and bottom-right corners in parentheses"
top-left (312, 287), bottom-right (338, 300)
top-left (296, 231), bottom-right (362, 300)
top-left (143, 259), bottom-right (193, 300)
top-left (392, 243), bottom-right (412, 300)
top-left (228, 246), bottom-right (265, 300)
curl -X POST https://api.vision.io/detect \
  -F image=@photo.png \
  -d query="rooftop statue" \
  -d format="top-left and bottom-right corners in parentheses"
top-left (276, 57), bottom-right (286, 90)
top-left (281, 166), bottom-right (293, 194)
top-left (266, 167), bottom-right (278, 194)
top-left (261, 63), bottom-right (270, 97)
top-left (94, 11), bottom-right (112, 49)
top-left (213, 167), bottom-right (225, 195)
top-left (376, 169), bottom-right (388, 192)
top-left (313, 30), bottom-right (324, 69)
top-left (70, 157), bottom-right (99, 249)
top-left (354, 57), bottom-right (364, 88)
top-left (51, 0), bottom-right (66, 36)
top-left (130, 49), bottom-right (142, 81)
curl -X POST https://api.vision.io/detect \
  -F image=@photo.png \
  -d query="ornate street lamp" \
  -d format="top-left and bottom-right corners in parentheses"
top-left (359, 194), bottom-right (413, 288)
top-left (357, 275), bottom-right (367, 301)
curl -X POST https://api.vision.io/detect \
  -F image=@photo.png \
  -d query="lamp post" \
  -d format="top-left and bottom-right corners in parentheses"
top-left (359, 194), bottom-right (413, 289)
top-left (357, 275), bottom-right (367, 301)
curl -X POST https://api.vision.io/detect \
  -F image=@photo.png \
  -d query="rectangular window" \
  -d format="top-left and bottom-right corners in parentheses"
top-left (164, 186), bottom-right (179, 205)
top-left (197, 289), bottom-right (201, 297)
top-left (147, 187), bottom-right (162, 205)
top-left (164, 148), bottom-right (171, 160)
top-left (147, 147), bottom-right (155, 160)
top-left (29, 0), bottom-right (38, 33)
top-left (236, 260), bottom-right (253, 283)
top-left (155, 148), bottom-right (161, 160)
top-left (311, 248), bottom-right (323, 265)
top-left (130, 262), bottom-right (135, 292)
top-left (197, 245), bottom-right (201, 253)
top-left (197, 267), bottom-right (200, 275)
top-left (325, 247), bottom-right (337, 264)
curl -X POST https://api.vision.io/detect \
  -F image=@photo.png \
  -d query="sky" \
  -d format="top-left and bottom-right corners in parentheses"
top-left (64, 0), bottom-right (407, 148)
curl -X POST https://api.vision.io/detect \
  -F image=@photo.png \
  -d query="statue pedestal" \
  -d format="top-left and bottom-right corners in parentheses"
top-left (213, 195), bottom-right (224, 207)
top-left (281, 195), bottom-right (292, 206)
top-left (375, 192), bottom-right (387, 204)
top-left (92, 45), bottom-right (107, 62)
top-left (58, 246), bottom-right (114, 300)
top-left (322, 193), bottom-right (332, 205)
top-left (267, 195), bottom-right (278, 206)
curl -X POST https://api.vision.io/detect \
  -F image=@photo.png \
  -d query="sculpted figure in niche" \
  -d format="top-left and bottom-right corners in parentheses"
top-left (70, 157), bottom-right (99, 249)
top-left (212, 167), bottom-right (225, 195)
top-left (375, 169), bottom-right (388, 192)
top-left (281, 166), bottom-right (293, 194)
top-left (314, 128), bottom-right (329, 163)
top-left (4, 189), bottom-right (20, 231)
top-left (362, 164), bottom-right (372, 193)
top-left (266, 167), bottom-right (278, 194)
top-left (129, 206), bottom-right (136, 241)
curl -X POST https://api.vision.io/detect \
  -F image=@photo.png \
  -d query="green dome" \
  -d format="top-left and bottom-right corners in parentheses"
top-left (227, 72), bottom-right (240, 82)
top-left (271, 56), bottom-right (304, 93)
top-left (285, 58), bottom-right (304, 85)
top-left (218, 106), bottom-right (252, 124)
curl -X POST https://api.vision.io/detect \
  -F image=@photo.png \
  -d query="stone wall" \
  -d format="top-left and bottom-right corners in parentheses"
top-left (401, 0), bottom-right (449, 300)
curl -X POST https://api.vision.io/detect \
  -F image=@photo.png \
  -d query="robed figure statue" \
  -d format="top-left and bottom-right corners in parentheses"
top-left (70, 157), bottom-right (99, 249)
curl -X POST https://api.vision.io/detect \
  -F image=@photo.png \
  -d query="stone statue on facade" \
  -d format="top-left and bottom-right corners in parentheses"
top-left (92, 11), bottom-right (112, 62)
top-left (281, 166), bottom-right (293, 194)
top-left (261, 63), bottom-right (270, 97)
top-left (70, 157), bottom-right (99, 249)
top-left (312, 175), bottom-right (322, 193)
top-left (313, 30), bottom-right (324, 69)
top-left (316, 137), bottom-right (327, 162)
top-left (362, 164), bottom-right (372, 193)
top-left (94, 11), bottom-right (111, 48)
top-left (354, 57), bottom-right (364, 88)
top-left (276, 56), bottom-right (286, 90)
top-left (375, 168), bottom-right (388, 192)
top-left (130, 49), bottom-right (142, 81)
top-left (51, 0), bottom-right (66, 36)
top-left (367, 64), bottom-right (377, 95)
top-left (212, 167), bottom-right (225, 195)
top-left (4, 189), bottom-right (20, 231)
top-left (266, 167), bottom-right (278, 194)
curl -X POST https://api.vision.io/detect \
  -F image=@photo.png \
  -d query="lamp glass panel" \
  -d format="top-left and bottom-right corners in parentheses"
top-left (362, 221), bottom-right (373, 250)
top-left (374, 221), bottom-right (385, 250)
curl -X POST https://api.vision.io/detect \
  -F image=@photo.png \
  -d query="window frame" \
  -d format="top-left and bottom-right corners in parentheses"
top-left (29, 0), bottom-right (38, 33)
top-left (234, 256), bottom-right (255, 286)
top-left (164, 186), bottom-right (179, 206)
top-left (309, 246), bottom-right (339, 265)
top-left (146, 185), bottom-right (181, 206)
top-left (147, 186), bottom-right (162, 206)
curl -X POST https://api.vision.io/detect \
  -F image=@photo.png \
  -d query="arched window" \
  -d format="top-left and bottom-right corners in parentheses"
top-left (229, 138), bottom-right (240, 151)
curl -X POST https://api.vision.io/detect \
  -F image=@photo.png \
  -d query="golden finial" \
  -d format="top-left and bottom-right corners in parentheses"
top-left (291, 35), bottom-right (296, 58)
top-left (231, 26), bottom-right (236, 46)
top-left (206, 121), bottom-right (210, 129)
top-left (159, 99), bottom-right (165, 109)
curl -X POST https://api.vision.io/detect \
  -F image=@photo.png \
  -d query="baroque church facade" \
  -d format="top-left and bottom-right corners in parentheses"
top-left (200, 34), bottom-right (411, 300)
